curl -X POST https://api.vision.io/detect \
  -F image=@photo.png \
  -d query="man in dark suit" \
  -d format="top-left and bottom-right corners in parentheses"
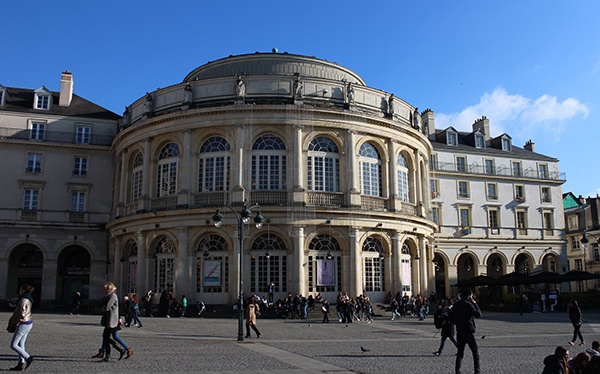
top-left (449, 288), bottom-right (482, 374)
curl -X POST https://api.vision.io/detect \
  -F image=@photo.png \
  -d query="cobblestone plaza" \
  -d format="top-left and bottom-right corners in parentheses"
top-left (1, 309), bottom-right (598, 373)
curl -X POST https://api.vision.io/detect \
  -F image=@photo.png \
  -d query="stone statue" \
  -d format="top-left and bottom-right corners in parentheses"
top-left (347, 82), bottom-right (355, 104)
top-left (294, 77), bottom-right (303, 99)
top-left (236, 76), bottom-right (246, 98)
top-left (184, 84), bottom-right (193, 103)
top-left (144, 93), bottom-right (153, 113)
top-left (412, 107), bottom-right (421, 130)
top-left (122, 106), bottom-right (130, 127)
top-left (388, 94), bottom-right (395, 116)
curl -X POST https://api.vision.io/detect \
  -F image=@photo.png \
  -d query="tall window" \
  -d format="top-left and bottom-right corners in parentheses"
top-left (250, 233), bottom-right (287, 294)
top-left (432, 206), bottom-right (440, 225)
top-left (71, 192), bottom-right (86, 212)
top-left (362, 236), bottom-right (385, 292)
top-left (131, 152), bottom-right (143, 203)
top-left (515, 185), bottom-right (525, 199)
top-left (458, 181), bottom-right (469, 198)
top-left (73, 156), bottom-right (88, 176)
top-left (486, 183), bottom-right (497, 200)
top-left (308, 235), bottom-right (342, 293)
top-left (30, 123), bottom-right (45, 140)
top-left (484, 159), bottom-right (495, 175)
top-left (154, 237), bottom-right (176, 292)
top-left (456, 156), bottom-right (466, 172)
top-left (567, 215), bottom-right (578, 229)
top-left (538, 164), bottom-right (548, 179)
top-left (593, 244), bottom-right (600, 262)
top-left (157, 143), bottom-right (179, 197)
top-left (251, 134), bottom-right (286, 190)
top-left (359, 142), bottom-right (382, 197)
top-left (488, 209), bottom-right (500, 232)
top-left (517, 210), bottom-right (528, 235)
top-left (23, 189), bottom-right (39, 210)
top-left (397, 152), bottom-right (410, 202)
top-left (76, 126), bottom-right (91, 144)
top-left (26, 153), bottom-right (42, 173)
top-left (447, 132), bottom-right (457, 146)
top-left (459, 207), bottom-right (471, 229)
top-left (572, 236), bottom-right (581, 250)
top-left (475, 135), bottom-right (485, 149)
top-left (307, 136), bottom-right (340, 192)
top-left (543, 211), bottom-right (554, 236)
top-left (430, 179), bottom-right (439, 198)
top-left (512, 162), bottom-right (522, 177)
top-left (199, 136), bottom-right (231, 192)
top-left (429, 154), bottom-right (438, 171)
top-left (541, 187), bottom-right (551, 203)
top-left (502, 138), bottom-right (511, 151)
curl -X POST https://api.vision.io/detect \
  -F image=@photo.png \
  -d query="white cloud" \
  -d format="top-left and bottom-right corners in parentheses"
top-left (436, 87), bottom-right (589, 138)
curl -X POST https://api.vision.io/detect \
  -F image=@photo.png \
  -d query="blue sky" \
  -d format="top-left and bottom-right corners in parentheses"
top-left (2, 1), bottom-right (599, 197)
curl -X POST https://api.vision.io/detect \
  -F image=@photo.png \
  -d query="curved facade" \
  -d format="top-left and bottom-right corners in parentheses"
top-left (108, 52), bottom-right (436, 305)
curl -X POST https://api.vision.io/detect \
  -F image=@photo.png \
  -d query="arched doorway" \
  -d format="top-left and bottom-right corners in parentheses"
top-left (457, 253), bottom-right (477, 284)
top-left (9, 244), bottom-right (44, 307)
top-left (307, 234), bottom-right (342, 302)
top-left (58, 245), bottom-right (91, 305)
top-left (433, 254), bottom-right (446, 298)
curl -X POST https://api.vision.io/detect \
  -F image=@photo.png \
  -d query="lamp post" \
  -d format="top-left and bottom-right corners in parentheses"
top-left (212, 204), bottom-right (263, 342)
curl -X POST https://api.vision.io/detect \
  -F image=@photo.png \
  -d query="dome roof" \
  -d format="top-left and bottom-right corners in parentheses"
top-left (183, 52), bottom-right (366, 86)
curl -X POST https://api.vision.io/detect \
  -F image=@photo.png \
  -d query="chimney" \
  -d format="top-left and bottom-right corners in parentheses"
top-left (422, 109), bottom-right (435, 140)
top-left (523, 139), bottom-right (535, 152)
top-left (59, 71), bottom-right (73, 107)
top-left (472, 116), bottom-right (490, 141)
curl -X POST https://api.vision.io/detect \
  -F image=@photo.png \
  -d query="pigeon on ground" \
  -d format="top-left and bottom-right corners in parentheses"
top-left (360, 346), bottom-right (370, 353)
top-left (481, 335), bottom-right (486, 339)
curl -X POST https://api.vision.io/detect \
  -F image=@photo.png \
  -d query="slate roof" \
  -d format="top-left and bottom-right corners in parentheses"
top-left (430, 129), bottom-right (558, 162)
top-left (1, 86), bottom-right (121, 121)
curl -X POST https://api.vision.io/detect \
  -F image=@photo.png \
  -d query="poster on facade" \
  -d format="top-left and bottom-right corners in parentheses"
top-left (317, 259), bottom-right (335, 285)
top-left (203, 260), bottom-right (221, 286)
top-left (401, 260), bottom-right (411, 288)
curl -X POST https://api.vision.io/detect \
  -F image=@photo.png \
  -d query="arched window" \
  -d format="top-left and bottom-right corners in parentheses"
top-left (130, 152), bottom-right (143, 203)
top-left (397, 152), bottom-right (410, 202)
top-left (250, 233), bottom-right (287, 294)
top-left (307, 136), bottom-right (340, 192)
top-left (359, 142), bottom-right (382, 197)
top-left (362, 236), bottom-right (385, 292)
top-left (156, 143), bottom-right (179, 197)
top-left (251, 134), bottom-right (286, 190)
top-left (154, 236), bottom-right (176, 292)
top-left (198, 137), bottom-right (230, 192)
top-left (197, 234), bottom-right (229, 293)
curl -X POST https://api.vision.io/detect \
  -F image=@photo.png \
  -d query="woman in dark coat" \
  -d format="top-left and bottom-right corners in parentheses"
top-left (433, 299), bottom-right (458, 356)
top-left (568, 299), bottom-right (585, 346)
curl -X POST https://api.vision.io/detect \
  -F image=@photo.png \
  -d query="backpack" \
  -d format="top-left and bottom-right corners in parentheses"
top-left (434, 309), bottom-right (447, 329)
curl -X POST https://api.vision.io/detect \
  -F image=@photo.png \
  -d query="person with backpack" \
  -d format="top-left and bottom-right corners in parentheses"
top-left (433, 298), bottom-right (458, 356)
top-left (390, 298), bottom-right (401, 320)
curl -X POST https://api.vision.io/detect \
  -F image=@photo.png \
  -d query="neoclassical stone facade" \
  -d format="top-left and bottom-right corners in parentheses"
top-left (108, 53), bottom-right (436, 305)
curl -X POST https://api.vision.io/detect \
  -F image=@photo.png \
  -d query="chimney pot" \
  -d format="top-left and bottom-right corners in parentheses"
top-left (59, 71), bottom-right (73, 107)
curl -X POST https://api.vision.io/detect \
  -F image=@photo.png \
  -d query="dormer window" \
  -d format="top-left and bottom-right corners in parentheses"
top-left (502, 138), bottom-right (511, 151)
top-left (33, 86), bottom-right (53, 110)
top-left (447, 132), bottom-right (458, 146)
top-left (475, 134), bottom-right (485, 149)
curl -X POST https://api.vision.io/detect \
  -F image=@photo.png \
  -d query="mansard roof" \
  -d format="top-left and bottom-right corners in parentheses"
top-left (0, 86), bottom-right (121, 120)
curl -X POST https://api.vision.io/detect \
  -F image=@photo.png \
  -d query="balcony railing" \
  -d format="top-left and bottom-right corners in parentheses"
top-left (431, 161), bottom-right (566, 181)
top-left (0, 127), bottom-right (114, 146)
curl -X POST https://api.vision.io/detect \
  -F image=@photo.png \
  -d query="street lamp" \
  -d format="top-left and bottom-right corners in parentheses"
top-left (212, 203), bottom-right (263, 342)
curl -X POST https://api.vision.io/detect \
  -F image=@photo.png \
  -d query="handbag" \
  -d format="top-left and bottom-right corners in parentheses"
top-left (100, 312), bottom-right (107, 327)
top-left (6, 321), bottom-right (16, 333)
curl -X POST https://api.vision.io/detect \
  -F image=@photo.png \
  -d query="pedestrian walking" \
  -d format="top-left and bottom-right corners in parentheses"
top-left (197, 300), bottom-right (206, 317)
top-left (129, 294), bottom-right (143, 327)
top-left (99, 282), bottom-right (132, 362)
top-left (143, 290), bottom-right (153, 317)
top-left (433, 299), bottom-right (458, 356)
top-left (70, 291), bottom-right (81, 315)
top-left (568, 299), bottom-right (585, 347)
top-left (244, 297), bottom-right (261, 338)
top-left (449, 288), bottom-right (481, 374)
top-left (322, 299), bottom-right (330, 323)
top-left (8, 283), bottom-right (35, 371)
top-left (181, 295), bottom-right (187, 318)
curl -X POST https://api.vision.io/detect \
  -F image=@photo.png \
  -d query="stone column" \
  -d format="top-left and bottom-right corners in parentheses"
top-left (179, 131), bottom-right (192, 201)
top-left (294, 125), bottom-right (304, 188)
top-left (175, 228), bottom-right (189, 298)
top-left (391, 232), bottom-right (402, 292)
top-left (295, 226), bottom-right (307, 296)
top-left (137, 231), bottom-right (148, 293)
top-left (117, 150), bottom-right (127, 217)
top-left (347, 130), bottom-right (361, 207)
top-left (349, 228), bottom-right (362, 296)
top-left (113, 237), bottom-right (123, 292)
